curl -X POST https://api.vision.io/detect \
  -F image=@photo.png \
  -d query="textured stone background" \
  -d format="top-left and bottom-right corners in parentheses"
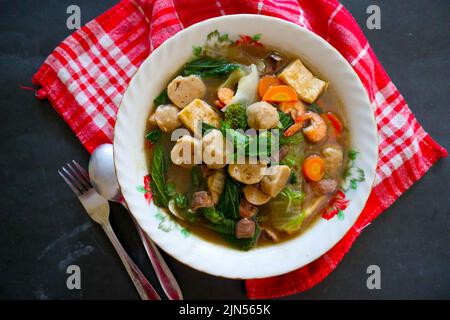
top-left (0, 0), bottom-right (448, 299)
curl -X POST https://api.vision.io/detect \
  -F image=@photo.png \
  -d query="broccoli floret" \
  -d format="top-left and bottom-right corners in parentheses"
top-left (222, 103), bottom-right (247, 130)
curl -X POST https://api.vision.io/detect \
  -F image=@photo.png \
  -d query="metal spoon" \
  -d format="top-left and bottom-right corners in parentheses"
top-left (89, 143), bottom-right (183, 300)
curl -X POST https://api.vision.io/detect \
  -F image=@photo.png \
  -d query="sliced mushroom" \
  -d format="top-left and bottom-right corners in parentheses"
top-left (260, 165), bottom-right (291, 197)
top-left (170, 135), bottom-right (201, 168)
top-left (263, 51), bottom-right (287, 74)
top-left (242, 184), bottom-right (271, 206)
top-left (154, 104), bottom-right (182, 133)
top-left (239, 199), bottom-right (258, 218)
top-left (167, 75), bottom-right (206, 108)
top-left (168, 200), bottom-right (185, 221)
top-left (228, 162), bottom-right (267, 184)
top-left (191, 191), bottom-right (214, 211)
top-left (207, 170), bottom-right (226, 204)
top-left (262, 226), bottom-right (280, 242)
top-left (236, 218), bottom-right (256, 239)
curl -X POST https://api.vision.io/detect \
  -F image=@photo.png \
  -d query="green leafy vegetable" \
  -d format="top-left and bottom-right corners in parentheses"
top-left (226, 128), bottom-right (249, 146)
top-left (154, 89), bottom-right (170, 106)
top-left (223, 103), bottom-right (247, 130)
top-left (247, 130), bottom-right (274, 159)
top-left (280, 132), bottom-right (304, 146)
top-left (199, 207), bottom-right (224, 224)
top-left (289, 172), bottom-right (299, 184)
top-left (182, 57), bottom-right (240, 78)
top-left (219, 126), bottom-right (248, 156)
top-left (150, 144), bottom-right (170, 207)
top-left (191, 166), bottom-right (203, 188)
top-left (280, 154), bottom-right (296, 168)
top-left (166, 182), bottom-right (176, 196)
top-left (217, 177), bottom-right (241, 220)
top-left (278, 111), bottom-right (294, 132)
top-left (180, 208), bottom-right (198, 224)
top-left (145, 130), bottom-right (161, 144)
top-left (219, 69), bottom-right (245, 89)
top-left (220, 127), bottom-right (275, 160)
top-left (206, 120), bottom-right (275, 160)
top-left (264, 186), bottom-right (305, 233)
top-left (200, 122), bottom-right (219, 135)
top-left (307, 103), bottom-right (323, 114)
top-left (287, 147), bottom-right (305, 174)
top-left (174, 193), bottom-right (188, 209)
top-left (205, 219), bottom-right (236, 234)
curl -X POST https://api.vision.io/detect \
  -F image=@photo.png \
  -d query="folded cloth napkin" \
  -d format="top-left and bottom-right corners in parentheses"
top-left (32, 0), bottom-right (447, 299)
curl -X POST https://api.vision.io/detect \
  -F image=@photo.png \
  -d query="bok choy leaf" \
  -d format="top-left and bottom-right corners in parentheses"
top-left (217, 177), bottom-right (240, 220)
top-left (150, 144), bottom-right (170, 208)
top-left (182, 57), bottom-right (240, 78)
top-left (263, 186), bottom-right (305, 234)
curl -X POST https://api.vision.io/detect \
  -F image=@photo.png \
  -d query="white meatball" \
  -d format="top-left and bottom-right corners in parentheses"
top-left (167, 75), bottom-right (206, 108)
top-left (154, 105), bottom-right (181, 133)
top-left (322, 144), bottom-right (344, 178)
top-left (170, 135), bottom-right (201, 168)
top-left (246, 101), bottom-right (279, 129)
top-left (202, 130), bottom-right (228, 169)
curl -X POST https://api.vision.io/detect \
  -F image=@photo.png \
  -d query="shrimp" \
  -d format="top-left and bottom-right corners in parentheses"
top-left (302, 112), bottom-right (327, 143)
top-left (290, 101), bottom-right (306, 121)
top-left (217, 87), bottom-right (234, 105)
top-left (277, 101), bottom-right (306, 121)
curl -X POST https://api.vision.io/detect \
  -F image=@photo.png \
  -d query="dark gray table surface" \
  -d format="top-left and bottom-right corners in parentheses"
top-left (0, 0), bottom-right (449, 300)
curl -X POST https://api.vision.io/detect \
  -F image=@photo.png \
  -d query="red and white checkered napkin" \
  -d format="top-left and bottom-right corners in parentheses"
top-left (33, 0), bottom-right (447, 299)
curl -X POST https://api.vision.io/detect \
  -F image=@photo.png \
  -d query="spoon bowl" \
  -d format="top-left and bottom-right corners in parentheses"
top-left (89, 143), bottom-right (122, 203)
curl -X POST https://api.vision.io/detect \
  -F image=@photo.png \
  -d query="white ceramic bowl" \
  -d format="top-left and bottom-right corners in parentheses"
top-left (114, 15), bottom-right (378, 279)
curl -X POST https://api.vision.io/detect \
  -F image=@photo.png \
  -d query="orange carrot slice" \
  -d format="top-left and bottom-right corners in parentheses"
top-left (258, 75), bottom-right (281, 97)
top-left (262, 85), bottom-right (298, 102)
top-left (302, 155), bottom-right (325, 181)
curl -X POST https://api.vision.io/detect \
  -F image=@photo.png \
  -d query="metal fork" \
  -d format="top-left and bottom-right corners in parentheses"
top-left (58, 161), bottom-right (161, 300)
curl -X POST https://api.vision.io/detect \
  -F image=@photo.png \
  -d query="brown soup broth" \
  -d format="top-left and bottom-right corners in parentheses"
top-left (145, 44), bottom-right (350, 248)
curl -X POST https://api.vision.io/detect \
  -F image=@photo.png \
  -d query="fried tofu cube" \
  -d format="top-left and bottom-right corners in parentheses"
top-left (278, 59), bottom-right (327, 104)
top-left (178, 99), bottom-right (221, 135)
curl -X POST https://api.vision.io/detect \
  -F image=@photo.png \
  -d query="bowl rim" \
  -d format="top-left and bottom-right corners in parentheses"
top-left (114, 14), bottom-right (378, 279)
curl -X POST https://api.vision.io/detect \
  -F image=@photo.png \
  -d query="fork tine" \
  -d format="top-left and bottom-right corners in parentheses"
top-left (67, 162), bottom-right (91, 190)
top-left (58, 169), bottom-right (81, 196)
top-left (72, 160), bottom-right (91, 185)
top-left (62, 166), bottom-right (87, 193)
